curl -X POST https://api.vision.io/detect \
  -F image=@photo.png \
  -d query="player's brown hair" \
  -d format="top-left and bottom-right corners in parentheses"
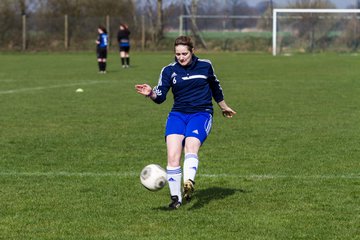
top-left (98, 25), bottom-right (107, 34)
top-left (174, 36), bottom-right (194, 52)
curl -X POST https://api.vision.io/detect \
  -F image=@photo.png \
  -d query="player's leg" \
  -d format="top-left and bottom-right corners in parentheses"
top-left (125, 49), bottom-right (130, 67)
top-left (184, 137), bottom-right (201, 181)
top-left (183, 137), bottom-right (200, 202)
top-left (102, 49), bottom-right (107, 72)
top-left (118, 44), bottom-right (123, 67)
top-left (183, 112), bottom-right (213, 202)
top-left (96, 48), bottom-right (102, 73)
top-left (102, 59), bottom-right (107, 73)
top-left (97, 58), bottom-right (102, 72)
top-left (166, 134), bottom-right (184, 209)
top-left (97, 48), bottom-right (107, 73)
top-left (120, 50), bottom-right (126, 67)
top-left (165, 112), bottom-right (186, 209)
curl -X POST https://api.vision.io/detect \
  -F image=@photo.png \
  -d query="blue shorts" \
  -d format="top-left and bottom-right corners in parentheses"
top-left (165, 111), bottom-right (213, 144)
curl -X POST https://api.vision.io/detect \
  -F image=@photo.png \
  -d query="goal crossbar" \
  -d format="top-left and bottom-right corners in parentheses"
top-left (272, 9), bottom-right (360, 55)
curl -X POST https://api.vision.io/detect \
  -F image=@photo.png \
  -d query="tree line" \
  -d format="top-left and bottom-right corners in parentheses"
top-left (1, 0), bottom-right (359, 52)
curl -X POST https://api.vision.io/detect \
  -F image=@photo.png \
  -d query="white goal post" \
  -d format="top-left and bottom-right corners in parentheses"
top-left (272, 8), bottom-right (360, 56)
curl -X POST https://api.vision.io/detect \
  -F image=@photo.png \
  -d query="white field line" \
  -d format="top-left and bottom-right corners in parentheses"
top-left (0, 80), bottom-right (110, 95)
top-left (0, 79), bottom-right (14, 82)
top-left (0, 171), bottom-right (137, 178)
top-left (0, 171), bottom-right (358, 179)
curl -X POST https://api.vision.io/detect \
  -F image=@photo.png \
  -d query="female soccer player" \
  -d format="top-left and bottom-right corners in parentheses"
top-left (95, 25), bottom-right (108, 73)
top-left (117, 24), bottom-right (131, 68)
top-left (135, 36), bottom-right (236, 210)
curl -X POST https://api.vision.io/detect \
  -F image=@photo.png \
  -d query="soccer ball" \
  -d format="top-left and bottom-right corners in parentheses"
top-left (140, 164), bottom-right (167, 191)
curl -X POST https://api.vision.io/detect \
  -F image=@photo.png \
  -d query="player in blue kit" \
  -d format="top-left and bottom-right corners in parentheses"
top-left (95, 26), bottom-right (108, 73)
top-left (135, 36), bottom-right (236, 209)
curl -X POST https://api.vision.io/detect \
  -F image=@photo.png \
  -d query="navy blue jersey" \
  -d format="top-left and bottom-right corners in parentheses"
top-left (152, 55), bottom-right (224, 114)
top-left (117, 29), bottom-right (130, 47)
top-left (97, 33), bottom-right (108, 48)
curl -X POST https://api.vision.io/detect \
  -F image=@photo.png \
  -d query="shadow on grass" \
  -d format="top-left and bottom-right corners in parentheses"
top-left (154, 187), bottom-right (248, 211)
top-left (189, 187), bottom-right (248, 210)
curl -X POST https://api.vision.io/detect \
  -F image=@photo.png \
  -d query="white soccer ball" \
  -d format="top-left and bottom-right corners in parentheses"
top-left (140, 164), bottom-right (167, 191)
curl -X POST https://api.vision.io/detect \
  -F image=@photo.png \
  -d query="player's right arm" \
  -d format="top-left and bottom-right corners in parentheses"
top-left (135, 66), bottom-right (172, 103)
top-left (96, 34), bottom-right (100, 45)
top-left (135, 84), bottom-right (153, 96)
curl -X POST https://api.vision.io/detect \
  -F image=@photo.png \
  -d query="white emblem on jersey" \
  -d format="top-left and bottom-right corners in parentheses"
top-left (192, 129), bottom-right (199, 135)
top-left (153, 86), bottom-right (162, 96)
top-left (182, 75), bottom-right (207, 80)
top-left (171, 72), bottom-right (177, 84)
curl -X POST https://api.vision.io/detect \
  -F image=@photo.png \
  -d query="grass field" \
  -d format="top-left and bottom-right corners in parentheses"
top-left (0, 51), bottom-right (359, 239)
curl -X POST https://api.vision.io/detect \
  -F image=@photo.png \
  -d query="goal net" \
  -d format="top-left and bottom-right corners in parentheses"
top-left (178, 15), bottom-right (267, 51)
top-left (272, 9), bottom-right (360, 56)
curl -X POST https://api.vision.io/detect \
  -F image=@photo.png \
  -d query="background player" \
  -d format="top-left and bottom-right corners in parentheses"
top-left (117, 23), bottom-right (131, 68)
top-left (96, 25), bottom-right (108, 73)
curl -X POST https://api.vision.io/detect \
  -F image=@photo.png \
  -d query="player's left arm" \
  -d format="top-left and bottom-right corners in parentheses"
top-left (207, 62), bottom-right (224, 102)
top-left (217, 100), bottom-right (236, 118)
top-left (208, 64), bottom-right (236, 118)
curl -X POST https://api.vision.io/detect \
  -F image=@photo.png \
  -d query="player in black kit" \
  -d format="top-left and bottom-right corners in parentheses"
top-left (117, 24), bottom-right (131, 68)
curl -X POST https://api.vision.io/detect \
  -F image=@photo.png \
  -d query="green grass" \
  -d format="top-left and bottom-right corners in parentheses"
top-left (0, 51), bottom-right (359, 239)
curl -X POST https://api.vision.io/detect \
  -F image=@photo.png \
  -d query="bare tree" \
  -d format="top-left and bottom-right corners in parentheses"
top-left (143, 0), bottom-right (163, 46)
top-left (18, 0), bottom-right (26, 15)
top-left (145, 0), bottom-right (156, 44)
top-left (0, 0), bottom-right (24, 49)
top-left (257, 1), bottom-right (274, 31)
top-left (156, 0), bottom-right (163, 42)
top-left (184, 0), bottom-right (207, 48)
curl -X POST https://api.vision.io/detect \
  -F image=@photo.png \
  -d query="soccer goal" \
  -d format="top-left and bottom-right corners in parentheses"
top-left (272, 9), bottom-right (360, 56)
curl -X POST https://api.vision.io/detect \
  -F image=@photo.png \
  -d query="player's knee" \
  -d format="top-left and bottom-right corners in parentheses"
top-left (184, 137), bottom-right (201, 153)
top-left (167, 150), bottom-right (182, 167)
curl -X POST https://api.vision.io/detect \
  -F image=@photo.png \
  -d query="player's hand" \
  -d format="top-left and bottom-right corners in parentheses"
top-left (135, 84), bottom-right (152, 96)
top-left (222, 108), bottom-right (236, 118)
top-left (217, 100), bottom-right (236, 118)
